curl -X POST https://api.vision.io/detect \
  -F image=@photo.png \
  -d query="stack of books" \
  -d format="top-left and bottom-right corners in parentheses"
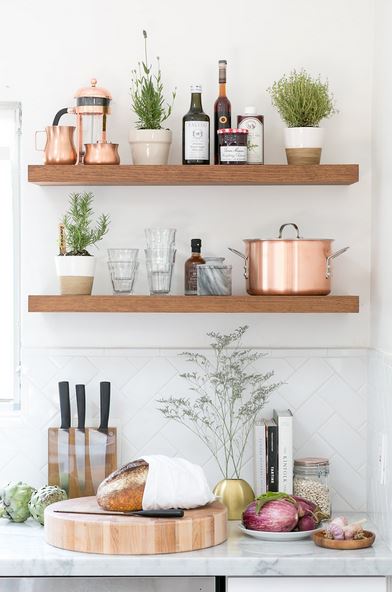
top-left (253, 409), bottom-right (293, 495)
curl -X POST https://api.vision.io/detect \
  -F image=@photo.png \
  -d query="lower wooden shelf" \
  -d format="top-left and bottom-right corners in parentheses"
top-left (28, 295), bottom-right (359, 313)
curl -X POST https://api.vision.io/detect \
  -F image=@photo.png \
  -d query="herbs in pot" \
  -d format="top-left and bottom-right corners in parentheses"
top-left (60, 192), bottom-right (110, 256)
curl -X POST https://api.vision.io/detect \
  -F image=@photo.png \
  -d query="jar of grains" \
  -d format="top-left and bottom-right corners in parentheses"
top-left (293, 457), bottom-right (331, 518)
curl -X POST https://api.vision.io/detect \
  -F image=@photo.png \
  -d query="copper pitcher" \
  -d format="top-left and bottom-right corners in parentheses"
top-left (229, 223), bottom-right (349, 295)
top-left (35, 125), bottom-right (77, 165)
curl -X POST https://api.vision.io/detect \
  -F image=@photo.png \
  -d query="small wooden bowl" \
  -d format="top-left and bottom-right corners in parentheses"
top-left (313, 530), bottom-right (375, 550)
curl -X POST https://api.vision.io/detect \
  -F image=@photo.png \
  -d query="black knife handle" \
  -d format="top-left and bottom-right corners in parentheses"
top-left (75, 384), bottom-right (86, 429)
top-left (58, 381), bottom-right (71, 429)
top-left (134, 509), bottom-right (184, 518)
top-left (99, 381), bottom-right (110, 430)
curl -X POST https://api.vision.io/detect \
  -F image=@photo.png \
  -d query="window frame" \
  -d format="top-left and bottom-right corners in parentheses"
top-left (0, 101), bottom-right (21, 412)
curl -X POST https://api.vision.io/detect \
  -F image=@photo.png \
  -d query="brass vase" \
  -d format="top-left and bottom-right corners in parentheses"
top-left (213, 479), bottom-right (255, 520)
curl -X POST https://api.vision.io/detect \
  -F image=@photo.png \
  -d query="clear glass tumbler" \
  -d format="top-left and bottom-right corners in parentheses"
top-left (145, 228), bottom-right (176, 248)
top-left (145, 260), bottom-right (174, 294)
top-left (107, 248), bottom-right (139, 263)
top-left (108, 261), bottom-right (138, 294)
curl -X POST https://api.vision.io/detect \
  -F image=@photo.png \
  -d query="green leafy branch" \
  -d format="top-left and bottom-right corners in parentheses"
top-left (61, 192), bottom-right (110, 256)
top-left (130, 30), bottom-right (176, 130)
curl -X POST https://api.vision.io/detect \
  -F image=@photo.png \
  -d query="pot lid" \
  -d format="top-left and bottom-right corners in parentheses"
top-left (74, 78), bottom-right (112, 99)
top-left (244, 222), bottom-right (333, 242)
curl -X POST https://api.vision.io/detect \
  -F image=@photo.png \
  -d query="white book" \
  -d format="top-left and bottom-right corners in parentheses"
top-left (273, 409), bottom-right (293, 494)
top-left (253, 420), bottom-right (267, 496)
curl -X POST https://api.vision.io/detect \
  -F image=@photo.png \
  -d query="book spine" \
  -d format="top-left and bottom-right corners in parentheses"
top-left (267, 422), bottom-right (278, 492)
top-left (277, 415), bottom-right (293, 494)
top-left (253, 422), bottom-right (267, 496)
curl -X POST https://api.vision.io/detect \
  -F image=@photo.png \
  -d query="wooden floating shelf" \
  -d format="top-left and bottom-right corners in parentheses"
top-left (28, 295), bottom-right (359, 314)
top-left (28, 164), bottom-right (359, 186)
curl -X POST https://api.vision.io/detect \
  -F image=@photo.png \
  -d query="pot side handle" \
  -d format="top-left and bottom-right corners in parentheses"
top-left (228, 247), bottom-right (249, 280)
top-left (326, 246), bottom-right (349, 279)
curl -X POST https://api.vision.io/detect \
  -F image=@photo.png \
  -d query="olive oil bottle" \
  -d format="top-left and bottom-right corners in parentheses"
top-left (182, 85), bottom-right (210, 164)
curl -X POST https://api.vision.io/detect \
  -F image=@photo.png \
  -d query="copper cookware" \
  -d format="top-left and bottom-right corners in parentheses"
top-left (84, 142), bottom-right (120, 165)
top-left (229, 223), bottom-right (349, 295)
top-left (35, 125), bottom-right (77, 165)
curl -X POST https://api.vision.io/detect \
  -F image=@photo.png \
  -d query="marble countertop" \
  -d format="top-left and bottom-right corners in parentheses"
top-left (1, 515), bottom-right (391, 577)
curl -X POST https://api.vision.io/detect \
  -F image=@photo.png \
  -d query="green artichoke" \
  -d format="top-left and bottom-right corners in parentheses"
top-left (29, 485), bottom-right (67, 525)
top-left (1, 481), bottom-right (36, 522)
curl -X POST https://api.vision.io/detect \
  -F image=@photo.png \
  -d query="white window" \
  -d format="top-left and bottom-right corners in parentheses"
top-left (0, 102), bottom-right (21, 410)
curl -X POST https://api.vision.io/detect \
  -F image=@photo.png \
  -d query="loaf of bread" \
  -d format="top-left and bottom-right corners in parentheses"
top-left (96, 459), bottom-right (149, 512)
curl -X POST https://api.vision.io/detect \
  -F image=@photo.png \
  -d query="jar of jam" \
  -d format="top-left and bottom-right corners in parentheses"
top-left (217, 128), bottom-right (248, 165)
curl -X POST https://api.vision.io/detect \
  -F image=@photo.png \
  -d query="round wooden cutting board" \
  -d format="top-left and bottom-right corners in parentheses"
top-left (45, 496), bottom-right (228, 555)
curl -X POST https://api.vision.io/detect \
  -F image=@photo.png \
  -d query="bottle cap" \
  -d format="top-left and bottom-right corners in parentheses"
top-left (191, 238), bottom-right (202, 252)
top-left (244, 106), bottom-right (256, 115)
top-left (190, 84), bottom-right (202, 93)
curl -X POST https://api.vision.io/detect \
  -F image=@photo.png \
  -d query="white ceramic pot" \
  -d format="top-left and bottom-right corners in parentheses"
top-left (128, 128), bottom-right (172, 165)
top-left (55, 255), bottom-right (96, 295)
top-left (284, 127), bottom-right (324, 148)
top-left (284, 127), bottom-right (324, 165)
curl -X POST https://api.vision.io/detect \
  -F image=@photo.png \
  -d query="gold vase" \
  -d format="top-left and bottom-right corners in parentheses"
top-left (213, 479), bottom-right (255, 520)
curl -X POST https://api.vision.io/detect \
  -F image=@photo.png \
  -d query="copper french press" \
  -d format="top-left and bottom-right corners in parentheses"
top-left (52, 78), bottom-right (120, 164)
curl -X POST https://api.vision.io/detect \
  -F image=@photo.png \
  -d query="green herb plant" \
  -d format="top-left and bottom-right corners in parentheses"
top-left (158, 326), bottom-right (281, 479)
top-left (61, 192), bottom-right (110, 256)
top-left (130, 30), bottom-right (176, 130)
top-left (268, 69), bottom-right (337, 127)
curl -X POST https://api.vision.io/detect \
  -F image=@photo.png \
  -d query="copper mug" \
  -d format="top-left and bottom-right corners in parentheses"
top-left (35, 126), bottom-right (77, 165)
top-left (84, 142), bottom-right (120, 165)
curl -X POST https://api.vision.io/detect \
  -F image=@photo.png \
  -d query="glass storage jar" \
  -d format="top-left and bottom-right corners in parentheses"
top-left (217, 128), bottom-right (248, 164)
top-left (293, 457), bottom-right (331, 518)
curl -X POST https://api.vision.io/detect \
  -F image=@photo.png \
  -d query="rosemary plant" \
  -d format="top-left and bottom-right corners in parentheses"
top-left (61, 192), bottom-right (110, 256)
top-left (130, 30), bottom-right (176, 129)
top-left (158, 326), bottom-right (281, 479)
top-left (268, 69), bottom-right (337, 127)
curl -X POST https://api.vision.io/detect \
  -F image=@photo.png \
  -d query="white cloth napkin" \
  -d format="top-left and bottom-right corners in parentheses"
top-left (141, 455), bottom-right (215, 510)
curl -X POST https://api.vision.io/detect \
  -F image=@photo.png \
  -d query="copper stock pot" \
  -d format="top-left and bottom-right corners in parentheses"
top-left (229, 223), bottom-right (349, 296)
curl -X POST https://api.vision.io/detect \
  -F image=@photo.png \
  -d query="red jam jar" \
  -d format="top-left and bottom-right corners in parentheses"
top-left (217, 128), bottom-right (248, 165)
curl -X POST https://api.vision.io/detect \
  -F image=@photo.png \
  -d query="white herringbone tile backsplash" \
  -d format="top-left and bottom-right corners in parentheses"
top-left (0, 347), bottom-right (367, 511)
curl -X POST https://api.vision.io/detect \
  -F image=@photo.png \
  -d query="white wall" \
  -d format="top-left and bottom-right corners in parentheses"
top-left (0, 0), bottom-right (373, 349)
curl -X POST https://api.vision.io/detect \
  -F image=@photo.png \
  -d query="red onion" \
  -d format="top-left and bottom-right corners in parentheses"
top-left (298, 515), bottom-right (317, 531)
top-left (292, 495), bottom-right (317, 516)
top-left (243, 500), bottom-right (298, 532)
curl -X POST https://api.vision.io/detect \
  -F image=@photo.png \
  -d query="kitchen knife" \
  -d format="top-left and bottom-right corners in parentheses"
top-left (58, 381), bottom-right (71, 493)
top-left (75, 384), bottom-right (86, 494)
top-left (89, 381), bottom-right (111, 492)
top-left (54, 508), bottom-right (184, 518)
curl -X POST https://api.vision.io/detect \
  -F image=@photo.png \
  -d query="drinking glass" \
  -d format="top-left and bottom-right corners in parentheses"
top-left (145, 260), bottom-right (175, 295)
top-left (107, 248), bottom-right (139, 263)
top-left (108, 261), bottom-right (138, 294)
top-left (145, 228), bottom-right (176, 248)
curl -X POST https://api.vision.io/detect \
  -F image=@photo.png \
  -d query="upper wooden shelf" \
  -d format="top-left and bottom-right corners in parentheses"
top-left (28, 295), bottom-right (359, 314)
top-left (27, 164), bottom-right (359, 186)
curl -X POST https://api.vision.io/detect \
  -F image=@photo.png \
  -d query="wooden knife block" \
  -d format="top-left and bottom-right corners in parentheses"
top-left (48, 427), bottom-right (117, 498)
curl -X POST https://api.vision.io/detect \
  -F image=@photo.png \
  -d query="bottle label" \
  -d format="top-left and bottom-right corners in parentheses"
top-left (219, 115), bottom-right (229, 125)
top-left (185, 121), bottom-right (209, 160)
top-left (239, 117), bottom-right (264, 163)
top-left (220, 146), bottom-right (247, 162)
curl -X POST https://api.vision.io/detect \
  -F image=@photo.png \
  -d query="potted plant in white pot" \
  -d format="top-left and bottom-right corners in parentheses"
top-left (129, 30), bottom-right (176, 165)
top-left (157, 326), bottom-right (281, 520)
top-left (268, 69), bottom-right (337, 165)
top-left (56, 192), bottom-right (110, 295)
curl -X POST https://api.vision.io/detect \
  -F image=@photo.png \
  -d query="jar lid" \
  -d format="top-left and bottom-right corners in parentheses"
top-left (75, 78), bottom-right (112, 99)
top-left (294, 457), bottom-right (329, 466)
top-left (244, 106), bottom-right (256, 115)
top-left (217, 128), bottom-right (248, 134)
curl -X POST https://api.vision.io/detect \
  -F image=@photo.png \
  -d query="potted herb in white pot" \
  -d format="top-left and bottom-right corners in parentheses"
top-left (268, 69), bottom-right (337, 165)
top-left (56, 192), bottom-right (110, 295)
top-left (129, 30), bottom-right (176, 165)
top-left (158, 326), bottom-right (281, 520)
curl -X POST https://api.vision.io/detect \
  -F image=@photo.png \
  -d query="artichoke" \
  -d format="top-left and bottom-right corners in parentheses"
top-left (1, 481), bottom-right (36, 522)
top-left (29, 485), bottom-right (67, 525)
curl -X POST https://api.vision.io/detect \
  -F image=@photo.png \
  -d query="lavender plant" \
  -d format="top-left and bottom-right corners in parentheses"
top-left (157, 326), bottom-right (281, 479)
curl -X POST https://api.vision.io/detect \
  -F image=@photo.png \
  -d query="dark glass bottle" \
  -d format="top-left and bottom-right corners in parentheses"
top-left (183, 85), bottom-right (210, 165)
top-left (214, 60), bottom-right (232, 164)
top-left (184, 239), bottom-right (205, 295)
